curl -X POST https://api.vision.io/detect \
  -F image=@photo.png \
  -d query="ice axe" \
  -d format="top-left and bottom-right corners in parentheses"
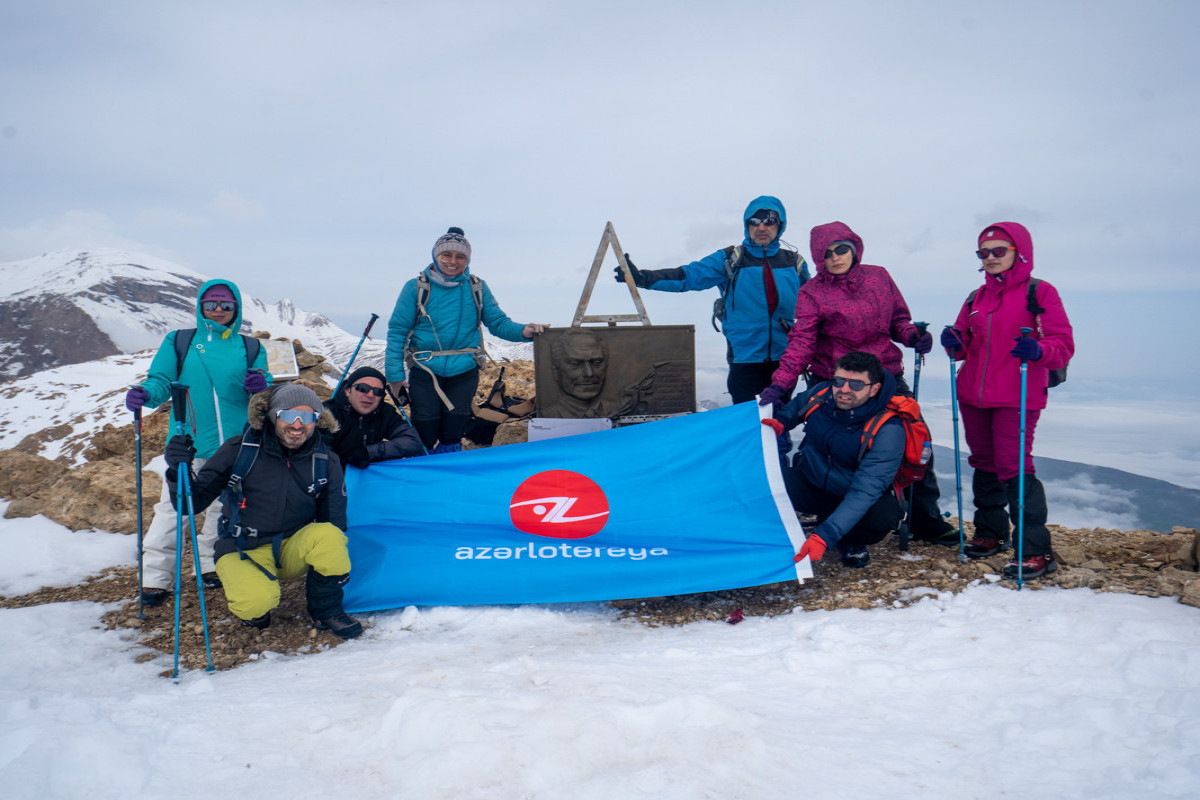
top-left (332, 313), bottom-right (380, 398)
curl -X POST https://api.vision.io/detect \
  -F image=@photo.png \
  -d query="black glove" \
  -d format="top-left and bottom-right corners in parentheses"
top-left (614, 254), bottom-right (650, 288)
top-left (346, 445), bottom-right (372, 469)
top-left (164, 435), bottom-right (195, 472)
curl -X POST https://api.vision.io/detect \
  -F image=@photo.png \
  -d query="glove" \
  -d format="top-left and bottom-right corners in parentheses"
top-left (163, 435), bottom-right (196, 472)
top-left (613, 255), bottom-right (649, 288)
top-left (1010, 335), bottom-right (1043, 361)
top-left (125, 386), bottom-right (149, 412)
top-left (793, 534), bottom-right (827, 563)
top-left (940, 327), bottom-right (963, 355)
top-left (909, 330), bottom-right (933, 355)
top-left (345, 445), bottom-right (372, 469)
top-left (757, 384), bottom-right (787, 408)
top-left (243, 371), bottom-right (268, 393)
top-left (761, 418), bottom-right (785, 437)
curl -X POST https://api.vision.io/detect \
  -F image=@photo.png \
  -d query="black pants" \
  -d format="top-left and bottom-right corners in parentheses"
top-left (728, 361), bottom-right (784, 405)
top-left (783, 470), bottom-right (902, 549)
top-left (408, 367), bottom-right (479, 449)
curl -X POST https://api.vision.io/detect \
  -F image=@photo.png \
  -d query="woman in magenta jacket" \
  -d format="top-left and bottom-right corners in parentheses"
top-left (759, 221), bottom-right (950, 541)
top-left (942, 222), bottom-right (1074, 579)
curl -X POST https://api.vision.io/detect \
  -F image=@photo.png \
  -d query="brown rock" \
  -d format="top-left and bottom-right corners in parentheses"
top-left (1180, 581), bottom-right (1200, 609)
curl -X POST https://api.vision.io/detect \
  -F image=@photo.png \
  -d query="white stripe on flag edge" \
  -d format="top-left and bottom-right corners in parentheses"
top-left (757, 402), bottom-right (813, 581)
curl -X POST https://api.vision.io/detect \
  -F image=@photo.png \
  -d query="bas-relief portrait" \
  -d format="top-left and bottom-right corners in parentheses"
top-left (533, 326), bottom-right (696, 419)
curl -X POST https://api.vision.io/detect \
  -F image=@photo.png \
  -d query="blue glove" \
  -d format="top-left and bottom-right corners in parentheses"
top-left (244, 371), bottom-right (268, 393)
top-left (125, 386), bottom-right (149, 412)
top-left (164, 435), bottom-right (195, 472)
top-left (940, 327), bottom-right (963, 355)
top-left (1010, 336), bottom-right (1043, 361)
top-left (757, 384), bottom-right (787, 408)
top-left (909, 330), bottom-right (933, 355)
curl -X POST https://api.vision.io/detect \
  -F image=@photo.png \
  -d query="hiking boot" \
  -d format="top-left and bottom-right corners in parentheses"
top-left (141, 587), bottom-right (169, 607)
top-left (840, 546), bottom-right (871, 569)
top-left (911, 518), bottom-right (959, 547)
top-left (963, 537), bottom-right (1004, 558)
top-left (201, 572), bottom-right (222, 589)
top-left (310, 612), bottom-right (363, 639)
top-left (1003, 554), bottom-right (1059, 580)
top-left (241, 612), bottom-right (271, 630)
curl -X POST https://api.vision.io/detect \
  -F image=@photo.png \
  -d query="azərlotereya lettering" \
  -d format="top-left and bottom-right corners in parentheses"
top-left (455, 543), bottom-right (668, 560)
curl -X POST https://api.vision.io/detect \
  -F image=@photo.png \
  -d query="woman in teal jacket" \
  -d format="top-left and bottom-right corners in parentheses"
top-left (385, 227), bottom-right (545, 453)
top-left (124, 279), bottom-right (272, 604)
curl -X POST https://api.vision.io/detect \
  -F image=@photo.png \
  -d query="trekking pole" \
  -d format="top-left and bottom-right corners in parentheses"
top-left (1015, 327), bottom-right (1033, 590)
top-left (911, 321), bottom-right (928, 400)
top-left (945, 327), bottom-right (967, 564)
top-left (332, 313), bottom-right (380, 397)
top-left (134, 402), bottom-right (146, 619)
top-left (167, 383), bottom-right (215, 678)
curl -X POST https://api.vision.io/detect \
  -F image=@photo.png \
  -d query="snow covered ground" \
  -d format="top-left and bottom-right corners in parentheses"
top-left (2, 502), bottom-right (1198, 799)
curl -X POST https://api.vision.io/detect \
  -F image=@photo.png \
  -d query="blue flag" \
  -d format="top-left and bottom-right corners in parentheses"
top-left (343, 402), bottom-right (810, 611)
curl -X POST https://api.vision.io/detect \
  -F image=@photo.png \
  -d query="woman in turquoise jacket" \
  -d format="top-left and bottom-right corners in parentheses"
top-left (385, 227), bottom-right (545, 453)
top-left (124, 278), bottom-right (272, 604)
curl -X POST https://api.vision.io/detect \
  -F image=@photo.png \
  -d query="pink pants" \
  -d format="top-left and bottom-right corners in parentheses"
top-left (959, 403), bottom-right (1040, 482)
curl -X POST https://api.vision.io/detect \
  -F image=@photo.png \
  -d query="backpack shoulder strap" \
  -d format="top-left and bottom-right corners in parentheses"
top-left (1025, 278), bottom-right (1045, 315)
top-left (857, 407), bottom-right (899, 461)
top-left (469, 274), bottom-right (484, 326)
top-left (173, 328), bottom-right (197, 373)
top-left (240, 335), bottom-right (261, 369)
top-left (226, 425), bottom-right (262, 492)
top-left (799, 385), bottom-right (832, 422)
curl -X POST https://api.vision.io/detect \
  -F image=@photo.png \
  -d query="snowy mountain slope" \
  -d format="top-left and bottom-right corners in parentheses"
top-left (0, 248), bottom-right (532, 381)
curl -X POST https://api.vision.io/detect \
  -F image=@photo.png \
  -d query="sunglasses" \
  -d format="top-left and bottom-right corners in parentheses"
top-left (831, 376), bottom-right (873, 391)
top-left (824, 243), bottom-right (853, 260)
top-left (352, 383), bottom-right (385, 397)
top-left (747, 212), bottom-right (780, 227)
top-left (201, 300), bottom-right (238, 312)
top-left (275, 409), bottom-right (319, 425)
top-left (976, 246), bottom-right (1016, 259)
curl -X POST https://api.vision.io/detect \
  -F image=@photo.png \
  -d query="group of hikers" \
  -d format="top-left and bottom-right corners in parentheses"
top-left (123, 199), bottom-right (1073, 639)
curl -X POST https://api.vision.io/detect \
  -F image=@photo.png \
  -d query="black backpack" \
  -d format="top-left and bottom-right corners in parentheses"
top-left (965, 278), bottom-right (1067, 387)
top-left (173, 328), bottom-right (262, 373)
top-left (711, 246), bottom-right (809, 333)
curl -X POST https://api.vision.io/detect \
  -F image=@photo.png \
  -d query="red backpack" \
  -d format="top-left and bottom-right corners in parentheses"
top-left (799, 388), bottom-right (932, 493)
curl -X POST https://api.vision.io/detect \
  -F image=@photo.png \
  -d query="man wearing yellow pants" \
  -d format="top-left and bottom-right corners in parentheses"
top-left (165, 382), bottom-right (362, 639)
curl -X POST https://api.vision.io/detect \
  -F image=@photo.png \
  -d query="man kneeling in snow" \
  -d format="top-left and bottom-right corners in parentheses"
top-left (763, 351), bottom-right (904, 570)
top-left (164, 383), bottom-right (362, 639)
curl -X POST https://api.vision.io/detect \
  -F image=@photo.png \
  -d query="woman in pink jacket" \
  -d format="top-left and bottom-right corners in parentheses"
top-left (759, 221), bottom-right (951, 542)
top-left (941, 222), bottom-right (1074, 579)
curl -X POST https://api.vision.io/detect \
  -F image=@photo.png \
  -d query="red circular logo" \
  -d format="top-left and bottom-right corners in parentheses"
top-left (509, 470), bottom-right (610, 539)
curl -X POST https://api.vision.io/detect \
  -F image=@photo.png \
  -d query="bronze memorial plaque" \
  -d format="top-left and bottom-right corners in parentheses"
top-left (533, 325), bottom-right (696, 419)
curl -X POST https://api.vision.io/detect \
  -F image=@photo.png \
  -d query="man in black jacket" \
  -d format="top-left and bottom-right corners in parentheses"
top-left (165, 382), bottom-right (362, 638)
top-left (324, 366), bottom-right (425, 466)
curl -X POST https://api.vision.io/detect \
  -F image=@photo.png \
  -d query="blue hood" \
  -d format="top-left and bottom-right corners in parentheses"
top-left (742, 195), bottom-right (786, 258)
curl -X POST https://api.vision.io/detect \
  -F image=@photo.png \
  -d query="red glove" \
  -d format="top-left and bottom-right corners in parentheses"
top-left (761, 418), bottom-right (785, 436)
top-left (793, 534), bottom-right (827, 563)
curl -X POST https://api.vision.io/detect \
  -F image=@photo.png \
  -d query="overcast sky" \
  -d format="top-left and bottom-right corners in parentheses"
top-left (3, 1), bottom-right (1199, 413)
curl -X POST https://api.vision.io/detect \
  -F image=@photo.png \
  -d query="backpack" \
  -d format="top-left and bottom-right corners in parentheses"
top-left (711, 246), bottom-right (809, 333)
top-left (965, 278), bottom-right (1067, 387)
top-left (217, 425), bottom-right (329, 580)
top-left (405, 272), bottom-right (489, 371)
top-left (799, 387), bottom-right (932, 492)
top-left (173, 328), bottom-right (262, 373)
top-left (463, 366), bottom-right (536, 446)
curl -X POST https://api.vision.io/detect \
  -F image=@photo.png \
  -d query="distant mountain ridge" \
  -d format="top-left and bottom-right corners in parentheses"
top-left (0, 248), bottom-right (531, 380)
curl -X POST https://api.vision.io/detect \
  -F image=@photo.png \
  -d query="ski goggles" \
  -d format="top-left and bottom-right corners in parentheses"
top-left (275, 409), bottom-right (319, 425)
top-left (824, 243), bottom-right (853, 260)
top-left (976, 246), bottom-right (1016, 259)
top-left (747, 212), bottom-right (780, 227)
top-left (830, 376), bottom-right (873, 391)
top-left (201, 300), bottom-right (238, 312)
top-left (352, 383), bottom-right (385, 397)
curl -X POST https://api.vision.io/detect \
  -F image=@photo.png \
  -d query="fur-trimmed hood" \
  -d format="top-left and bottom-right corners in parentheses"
top-left (247, 382), bottom-right (339, 434)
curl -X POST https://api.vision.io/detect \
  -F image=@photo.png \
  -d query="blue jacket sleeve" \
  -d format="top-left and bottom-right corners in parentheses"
top-left (813, 422), bottom-right (904, 547)
top-left (639, 249), bottom-right (729, 293)
top-left (478, 279), bottom-right (528, 342)
top-left (385, 281), bottom-right (419, 383)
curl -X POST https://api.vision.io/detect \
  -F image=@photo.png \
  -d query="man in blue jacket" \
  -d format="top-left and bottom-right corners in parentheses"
top-left (763, 351), bottom-right (903, 569)
top-left (124, 279), bottom-right (272, 606)
top-left (614, 196), bottom-right (808, 404)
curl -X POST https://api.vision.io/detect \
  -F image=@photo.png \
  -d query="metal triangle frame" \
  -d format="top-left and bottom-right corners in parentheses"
top-left (571, 221), bottom-right (651, 327)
